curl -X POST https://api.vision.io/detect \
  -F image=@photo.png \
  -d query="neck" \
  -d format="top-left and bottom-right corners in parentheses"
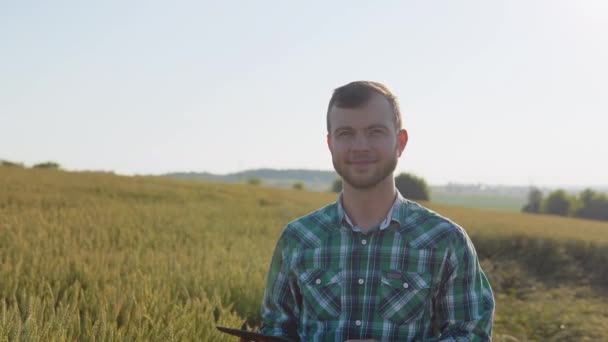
top-left (341, 175), bottom-right (397, 233)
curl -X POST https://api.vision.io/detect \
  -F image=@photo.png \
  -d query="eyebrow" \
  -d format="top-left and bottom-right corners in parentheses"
top-left (333, 124), bottom-right (390, 134)
top-left (333, 126), bottom-right (354, 135)
top-left (366, 124), bottom-right (390, 131)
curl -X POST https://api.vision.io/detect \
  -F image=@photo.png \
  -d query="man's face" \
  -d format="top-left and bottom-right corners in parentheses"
top-left (327, 94), bottom-right (408, 190)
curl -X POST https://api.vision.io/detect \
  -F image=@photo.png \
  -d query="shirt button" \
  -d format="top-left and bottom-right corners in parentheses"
top-left (358, 278), bottom-right (364, 285)
top-left (315, 279), bottom-right (321, 285)
top-left (361, 239), bottom-right (367, 245)
top-left (355, 320), bottom-right (362, 326)
top-left (403, 282), bottom-right (409, 289)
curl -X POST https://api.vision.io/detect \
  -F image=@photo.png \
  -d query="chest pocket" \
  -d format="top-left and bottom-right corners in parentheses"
top-left (298, 269), bottom-right (342, 320)
top-left (377, 270), bottom-right (432, 324)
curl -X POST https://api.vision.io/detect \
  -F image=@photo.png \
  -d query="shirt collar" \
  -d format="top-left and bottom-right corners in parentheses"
top-left (335, 189), bottom-right (406, 232)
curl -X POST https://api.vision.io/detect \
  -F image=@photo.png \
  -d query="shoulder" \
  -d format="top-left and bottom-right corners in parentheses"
top-left (277, 202), bottom-right (340, 249)
top-left (397, 199), bottom-right (471, 250)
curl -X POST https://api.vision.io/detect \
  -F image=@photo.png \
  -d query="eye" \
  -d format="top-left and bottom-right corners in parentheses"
top-left (370, 128), bottom-right (385, 135)
top-left (338, 131), bottom-right (353, 137)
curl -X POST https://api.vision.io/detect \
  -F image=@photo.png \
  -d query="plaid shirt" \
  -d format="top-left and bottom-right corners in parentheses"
top-left (260, 191), bottom-right (494, 341)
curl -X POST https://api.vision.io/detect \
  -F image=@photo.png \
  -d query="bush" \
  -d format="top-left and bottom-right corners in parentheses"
top-left (33, 161), bottom-right (61, 169)
top-left (394, 173), bottom-right (430, 201)
top-left (0, 160), bottom-right (25, 168)
top-left (247, 178), bottom-right (261, 186)
top-left (330, 178), bottom-right (342, 193)
top-left (522, 188), bottom-right (543, 213)
top-left (542, 190), bottom-right (571, 216)
top-left (572, 189), bottom-right (608, 221)
top-left (292, 182), bottom-right (304, 190)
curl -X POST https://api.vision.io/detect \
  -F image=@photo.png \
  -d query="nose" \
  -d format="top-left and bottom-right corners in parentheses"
top-left (351, 132), bottom-right (370, 150)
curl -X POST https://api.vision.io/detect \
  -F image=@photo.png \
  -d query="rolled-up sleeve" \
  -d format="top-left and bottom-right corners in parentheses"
top-left (433, 230), bottom-right (495, 341)
top-left (259, 231), bottom-right (301, 341)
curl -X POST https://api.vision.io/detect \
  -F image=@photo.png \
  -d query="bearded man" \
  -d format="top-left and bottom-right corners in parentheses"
top-left (258, 81), bottom-right (495, 342)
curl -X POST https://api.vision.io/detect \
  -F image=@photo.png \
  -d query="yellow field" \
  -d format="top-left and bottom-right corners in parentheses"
top-left (1, 167), bottom-right (607, 341)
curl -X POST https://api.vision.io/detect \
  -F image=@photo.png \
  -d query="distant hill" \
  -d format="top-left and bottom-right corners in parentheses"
top-left (164, 169), bottom-right (338, 192)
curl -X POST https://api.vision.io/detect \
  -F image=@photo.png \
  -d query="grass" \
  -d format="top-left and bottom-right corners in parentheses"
top-left (1, 167), bottom-right (607, 340)
top-left (430, 190), bottom-right (525, 213)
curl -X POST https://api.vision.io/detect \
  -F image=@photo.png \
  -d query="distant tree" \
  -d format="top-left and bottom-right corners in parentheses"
top-left (579, 188), bottom-right (595, 207)
top-left (573, 189), bottom-right (608, 221)
top-left (33, 161), bottom-right (60, 169)
top-left (522, 187), bottom-right (543, 213)
top-left (292, 182), bottom-right (304, 190)
top-left (395, 173), bottom-right (430, 201)
top-left (542, 189), bottom-right (571, 216)
top-left (0, 160), bottom-right (25, 168)
top-left (331, 178), bottom-right (342, 193)
top-left (247, 178), bottom-right (261, 185)
top-left (590, 194), bottom-right (608, 221)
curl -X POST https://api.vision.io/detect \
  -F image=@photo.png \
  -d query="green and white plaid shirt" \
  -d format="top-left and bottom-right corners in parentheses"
top-left (260, 191), bottom-right (494, 341)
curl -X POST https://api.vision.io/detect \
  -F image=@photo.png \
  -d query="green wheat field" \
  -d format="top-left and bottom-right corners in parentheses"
top-left (1, 167), bottom-right (607, 341)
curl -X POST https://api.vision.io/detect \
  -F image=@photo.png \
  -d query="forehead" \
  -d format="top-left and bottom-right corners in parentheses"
top-left (328, 93), bottom-right (395, 130)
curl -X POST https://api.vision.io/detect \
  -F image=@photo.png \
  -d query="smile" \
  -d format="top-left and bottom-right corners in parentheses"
top-left (348, 160), bottom-right (377, 165)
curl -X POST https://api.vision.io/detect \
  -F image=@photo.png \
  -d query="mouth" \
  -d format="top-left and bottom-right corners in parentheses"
top-left (347, 160), bottom-right (377, 165)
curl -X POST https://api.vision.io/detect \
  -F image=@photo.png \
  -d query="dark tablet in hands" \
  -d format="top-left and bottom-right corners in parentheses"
top-left (216, 326), bottom-right (293, 342)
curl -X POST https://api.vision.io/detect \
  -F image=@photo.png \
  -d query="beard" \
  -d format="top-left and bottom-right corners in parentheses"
top-left (333, 152), bottom-right (398, 190)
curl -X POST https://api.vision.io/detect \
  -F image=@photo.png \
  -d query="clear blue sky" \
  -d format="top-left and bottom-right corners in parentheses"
top-left (1, 0), bottom-right (607, 186)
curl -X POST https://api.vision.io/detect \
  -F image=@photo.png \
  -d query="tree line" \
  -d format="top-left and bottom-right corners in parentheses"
top-left (1, 159), bottom-right (60, 169)
top-left (522, 187), bottom-right (608, 222)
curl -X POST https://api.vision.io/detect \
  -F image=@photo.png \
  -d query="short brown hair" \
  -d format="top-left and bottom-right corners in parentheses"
top-left (326, 81), bottom-right (402, 133)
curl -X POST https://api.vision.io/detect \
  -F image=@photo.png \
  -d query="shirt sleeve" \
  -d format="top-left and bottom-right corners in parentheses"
top-left (259, 230), bottom-right (301, 341)
top-left (433, 229), bottom-right (495, 342)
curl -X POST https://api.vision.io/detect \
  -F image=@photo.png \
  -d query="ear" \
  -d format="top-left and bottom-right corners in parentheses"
top-left (397, 129), bottom-right (408, 156)
top-left (327, 133), bottom-right (333, 152)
